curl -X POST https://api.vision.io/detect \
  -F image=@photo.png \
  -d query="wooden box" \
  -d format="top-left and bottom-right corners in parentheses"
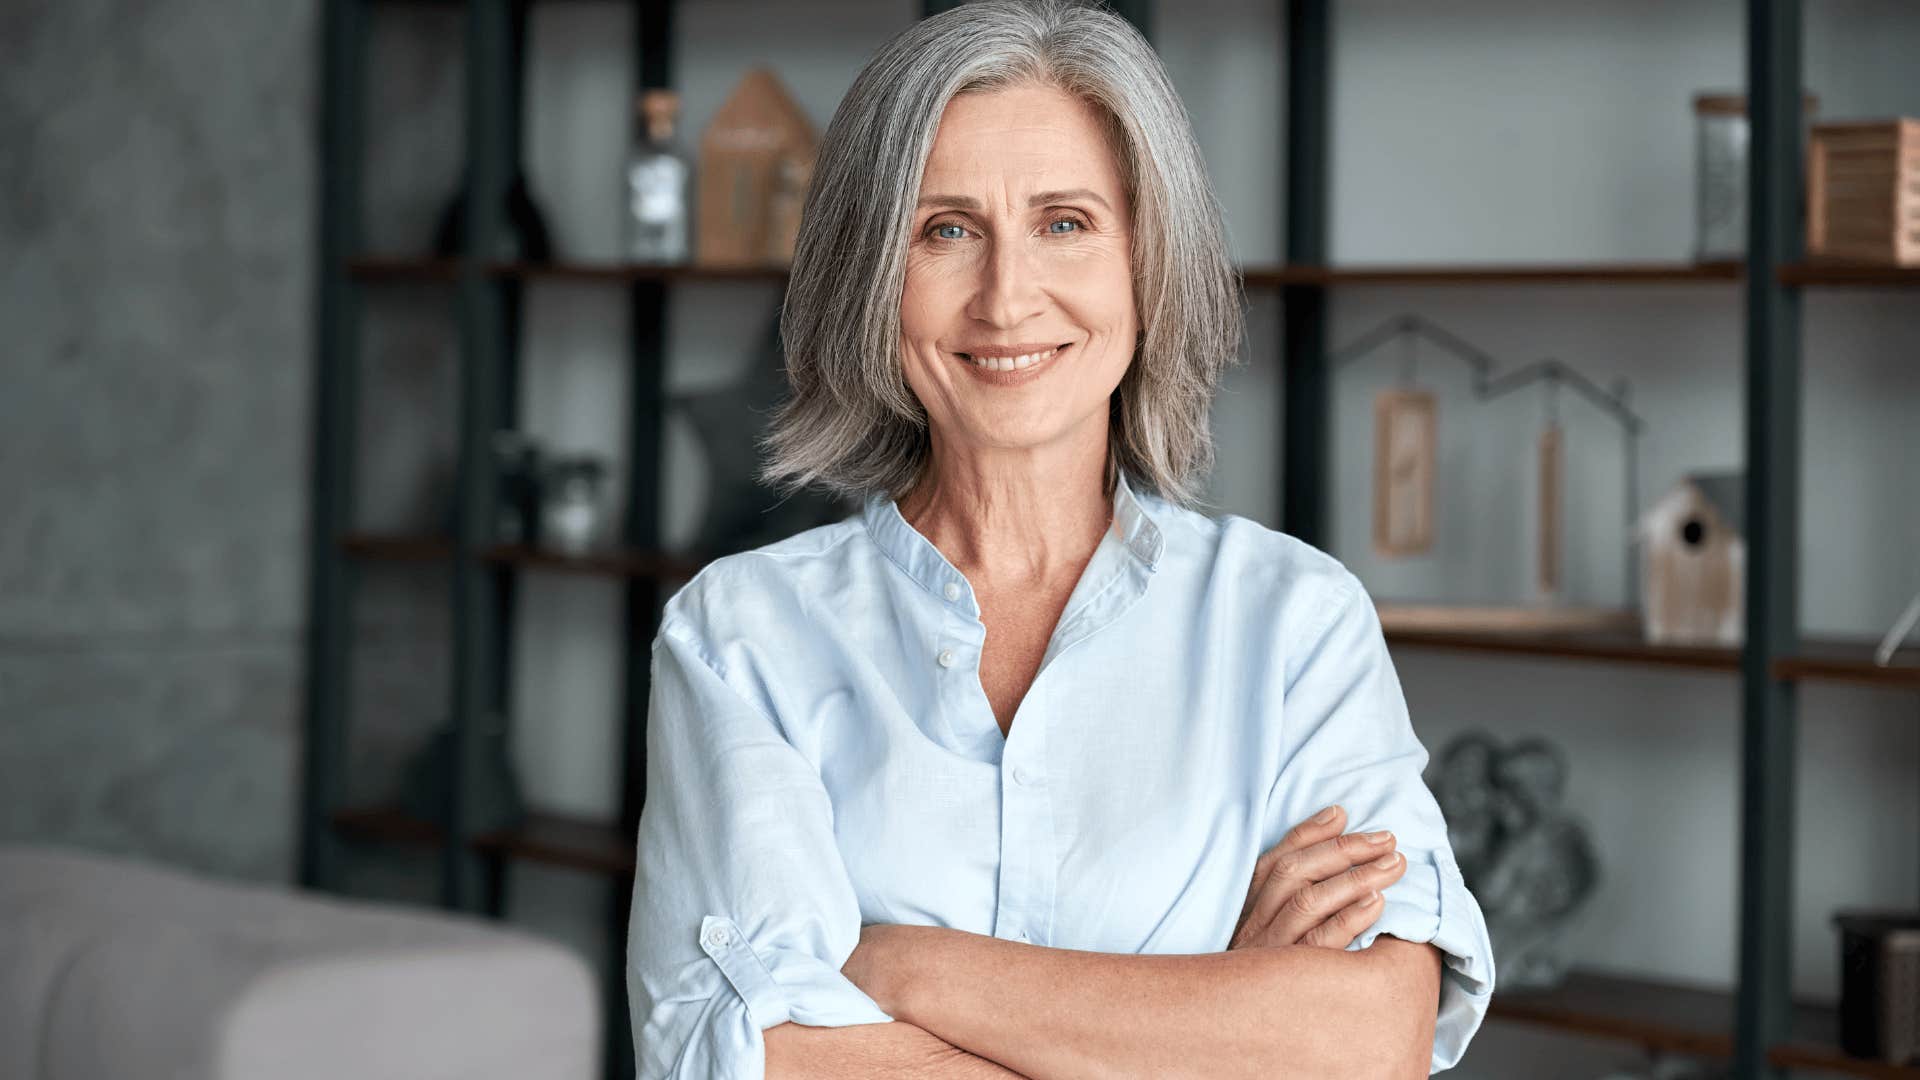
top-left (1807, 118), bottom-right (1920, 265)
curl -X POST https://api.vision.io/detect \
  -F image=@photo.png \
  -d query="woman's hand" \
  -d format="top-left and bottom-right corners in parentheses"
top-left (1229, 804), bottom-right (1407, 951)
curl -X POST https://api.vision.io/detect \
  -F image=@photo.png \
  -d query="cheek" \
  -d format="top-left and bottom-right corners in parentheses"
top-left (899, 264), bottom-right (965, 338)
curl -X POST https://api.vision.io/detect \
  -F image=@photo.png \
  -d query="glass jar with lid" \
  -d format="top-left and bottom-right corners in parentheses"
top-left (1693, 91), bottom-right (1819, 261)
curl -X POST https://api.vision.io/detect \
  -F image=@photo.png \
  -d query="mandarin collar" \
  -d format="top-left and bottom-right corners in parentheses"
top-left (861, 469), bottom-right (1166, 608)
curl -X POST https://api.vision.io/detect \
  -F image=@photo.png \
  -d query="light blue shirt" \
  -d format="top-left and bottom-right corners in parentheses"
top-left (626, 468), bottom-right (1495, 1077)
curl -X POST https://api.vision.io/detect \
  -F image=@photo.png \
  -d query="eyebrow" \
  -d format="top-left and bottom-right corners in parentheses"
top-left (916, 188), bottom-right (1113, 212)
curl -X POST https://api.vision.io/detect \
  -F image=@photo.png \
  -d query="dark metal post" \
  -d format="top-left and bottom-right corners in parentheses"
top-left (300, 0), bottom-right (367, 895)
top-left (610, 7), bottom-right (676, 1076)
top-left (1282, 0), bottom-right (1330, 545)
top-left (445, 0), bottom-right (513, 913)
top-left (1735, 1), bottom-right (1803, 1077)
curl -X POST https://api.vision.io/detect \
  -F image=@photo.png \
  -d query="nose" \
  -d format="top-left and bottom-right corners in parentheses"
top-left (964, 234), bottom-right (1047, 329)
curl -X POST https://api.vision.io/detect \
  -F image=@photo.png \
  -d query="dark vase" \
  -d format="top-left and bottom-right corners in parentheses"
top-left (431, 172), bottom-right (554, 262)
top-left (429, 0), bottom-right (552, 263)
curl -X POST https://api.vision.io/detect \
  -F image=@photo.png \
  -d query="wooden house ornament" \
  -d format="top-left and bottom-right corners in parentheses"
top-left (1373, 387), bottom-right (1437, 557)
top-left (1632, 471), bottom-right (1745, 646)
top-left (697, 66), bottom-right (818, 267)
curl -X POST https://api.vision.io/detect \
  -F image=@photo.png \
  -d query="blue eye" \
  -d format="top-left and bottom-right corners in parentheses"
top-left (1049, 218), bottom-right (1080, 234)
top-left (933, 223), bottom-right (966, 240)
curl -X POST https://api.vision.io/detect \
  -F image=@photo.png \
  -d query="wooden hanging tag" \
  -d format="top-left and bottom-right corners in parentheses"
top-left (1538, 425), bottom-right (1562, 595)
top-left (1373, 388), bottom-right (1436, 557)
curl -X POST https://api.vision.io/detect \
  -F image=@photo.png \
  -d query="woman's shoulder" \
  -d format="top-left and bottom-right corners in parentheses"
top-left (655, 512), bottom-right (868, 650)
top-left (1145, 493), bottom-right (1362, 611)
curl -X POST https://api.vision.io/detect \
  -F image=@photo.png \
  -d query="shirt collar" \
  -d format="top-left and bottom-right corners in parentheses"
top-left (861, 468), bottom-right (1167, 607)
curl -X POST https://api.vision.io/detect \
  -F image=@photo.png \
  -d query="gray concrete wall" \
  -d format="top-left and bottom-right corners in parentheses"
top-left (0, 0), bottom-right (463, 891)
top-left (2, 0), bottom-right (323, 883)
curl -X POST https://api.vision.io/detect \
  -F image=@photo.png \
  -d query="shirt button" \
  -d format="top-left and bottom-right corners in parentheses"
top-left (943, 581), bottom-right (961, 602)
top-left (937, 648), bottom-right (956, 668)
top-left (703, 926), bottom-right (729, 949)
top-left (1010, 765), bottom-right (1031, 786)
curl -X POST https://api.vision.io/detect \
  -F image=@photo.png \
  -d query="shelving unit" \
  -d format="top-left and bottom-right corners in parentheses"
top-left (302, 2), bottom-right (1917, 1079)
top-left (1277, 2), bottom-right (1917, 1079)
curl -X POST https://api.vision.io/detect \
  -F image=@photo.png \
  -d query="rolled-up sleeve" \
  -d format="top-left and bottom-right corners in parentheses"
top-left (1265, 570), bottom-right (1496, 1074)
top-left (625, 618), bottom-right (893, 1079)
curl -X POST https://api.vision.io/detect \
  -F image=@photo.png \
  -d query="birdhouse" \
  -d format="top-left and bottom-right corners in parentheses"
top-left (696, 66), bottom-right (818, 267)
top-left (1631, 471), bottom-right (1745, 646)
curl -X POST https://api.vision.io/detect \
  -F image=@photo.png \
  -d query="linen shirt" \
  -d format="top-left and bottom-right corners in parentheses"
top-left (625, 468), bottom-right (1495, 1077)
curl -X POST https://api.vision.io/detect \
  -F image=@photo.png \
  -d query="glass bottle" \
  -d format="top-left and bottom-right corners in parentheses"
top-left (624, 89), bottom-right (692, 263)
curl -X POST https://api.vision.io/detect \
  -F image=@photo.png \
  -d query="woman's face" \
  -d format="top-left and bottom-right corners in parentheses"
top-left (899, 81), bottom-right (1136, 463)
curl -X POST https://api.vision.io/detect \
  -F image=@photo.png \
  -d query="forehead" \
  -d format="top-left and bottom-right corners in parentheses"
top-left (920, 82), bottom-right (1125, 195)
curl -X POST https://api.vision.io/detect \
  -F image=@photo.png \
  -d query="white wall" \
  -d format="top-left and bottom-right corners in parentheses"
top-left (489, 0), bottom-right (1919, 1071)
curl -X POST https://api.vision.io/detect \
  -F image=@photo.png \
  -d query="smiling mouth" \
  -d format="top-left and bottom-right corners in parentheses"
top-left (957, 343), bottom-right (1073, 371)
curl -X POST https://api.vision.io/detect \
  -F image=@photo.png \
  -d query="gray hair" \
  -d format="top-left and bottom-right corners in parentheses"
top-left (756, 0), bottom-right (1246, 509)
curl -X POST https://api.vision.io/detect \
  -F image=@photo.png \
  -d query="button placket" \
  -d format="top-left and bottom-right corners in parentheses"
top-left (993, 683), bottom-right (1057, 949)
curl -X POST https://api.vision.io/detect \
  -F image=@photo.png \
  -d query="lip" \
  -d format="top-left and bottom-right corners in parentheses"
top-left (957, 342), bottom-right (1068, 359)
top-left (952, 342), bottom-right (1072, 385)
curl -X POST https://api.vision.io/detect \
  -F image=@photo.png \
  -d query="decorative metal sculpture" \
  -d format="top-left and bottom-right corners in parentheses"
top-left (1330, 315), bottom-right (1646, 603)
top-left (1425, 730), bottom-right (1600, 992)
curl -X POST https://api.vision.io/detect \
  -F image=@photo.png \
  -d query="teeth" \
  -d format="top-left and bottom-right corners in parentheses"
top-left (963, 346), bottom-right (1059, 371)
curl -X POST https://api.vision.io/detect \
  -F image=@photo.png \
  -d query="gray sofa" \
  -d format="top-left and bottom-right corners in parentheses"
top-left (0, 844), bottom-right (600, 1080)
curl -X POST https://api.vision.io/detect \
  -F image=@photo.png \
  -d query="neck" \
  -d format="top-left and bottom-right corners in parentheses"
top-left (897, 434), bottom-right (1116, 588)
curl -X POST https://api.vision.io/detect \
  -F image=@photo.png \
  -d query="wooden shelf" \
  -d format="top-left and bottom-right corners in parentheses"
top-left (1384, 622), bottom-right (1743, 672)
top-left (493, 260), bottom-right (790, 284)
top-left (1243, 262), bottom-right (1742, 286)
top-left (481, 542), bottom-right (710, 581)
top-left (1780, 263), bottom-right (1920, 286)
top-left (338, 533), bottom-right (455, 561)
top-left (1488, 970), bottom-right (1919, 1077)
top-left (1381, 615), bottom-right (1920, 689)
top-left (1489, 970), bottom-right (1742, 1058)
top-left (343, 258), bottom-right (1920, 289)
top-left (339, 533), bottom-right (713, 581)
top-left (344, 256), bottom-right (462, 281)
top-left (1773, 1037), bottom-right (1920, 1079)
top-left (1774, 638), bottom-right (1920, 690)
top-left (332, 805), bottom-right (633, 877)
top-left (347, 257), bottom-right (1762, 288)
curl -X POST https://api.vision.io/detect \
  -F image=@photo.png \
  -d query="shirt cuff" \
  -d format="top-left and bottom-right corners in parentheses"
top-left (1346, 848), bottom-right (1497, 1073)
top-left (699, 914), bottom-right (895, 1030)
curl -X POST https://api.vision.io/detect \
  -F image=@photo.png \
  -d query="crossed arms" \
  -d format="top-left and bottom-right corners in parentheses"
top-left (763, 923), bottom-right (1442, 1079)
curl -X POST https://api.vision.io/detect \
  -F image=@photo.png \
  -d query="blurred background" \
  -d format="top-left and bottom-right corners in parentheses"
top-left (4, 1), bottom-right (1918, 1078)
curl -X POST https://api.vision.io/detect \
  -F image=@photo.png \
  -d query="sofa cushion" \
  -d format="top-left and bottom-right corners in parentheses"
top-left (0, 844), bottom-right (600, 1080)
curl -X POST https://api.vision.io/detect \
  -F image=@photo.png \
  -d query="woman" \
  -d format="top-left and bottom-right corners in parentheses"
top-left (626, 2), bottom-right (1494, 1077)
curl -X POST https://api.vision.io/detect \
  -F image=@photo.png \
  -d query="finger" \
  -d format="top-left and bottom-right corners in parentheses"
top-left (1243, 805), bottom-right (1346, 922)
top-left (1251, 844), bottom-right (1407, 948)
top-left (1242, 828), bottom-right (1395, 938)
top-left (1299, 889), bottom-right (1386, 949)
top-left (1281, 829), bottom-right (1399, 893)
top-left (1271, 848), bottom-right (1405, 946)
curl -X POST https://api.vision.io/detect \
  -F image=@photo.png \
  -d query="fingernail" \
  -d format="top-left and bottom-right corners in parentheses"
top-left (1366, 889), bottom-right (1382, 903)
top-left (1313, 805), bottom-right (1339, 824)
top-left (1372, 852), bottom-right (1400, 869)
top-left (1364, 830), bottom-right (1393, 843)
